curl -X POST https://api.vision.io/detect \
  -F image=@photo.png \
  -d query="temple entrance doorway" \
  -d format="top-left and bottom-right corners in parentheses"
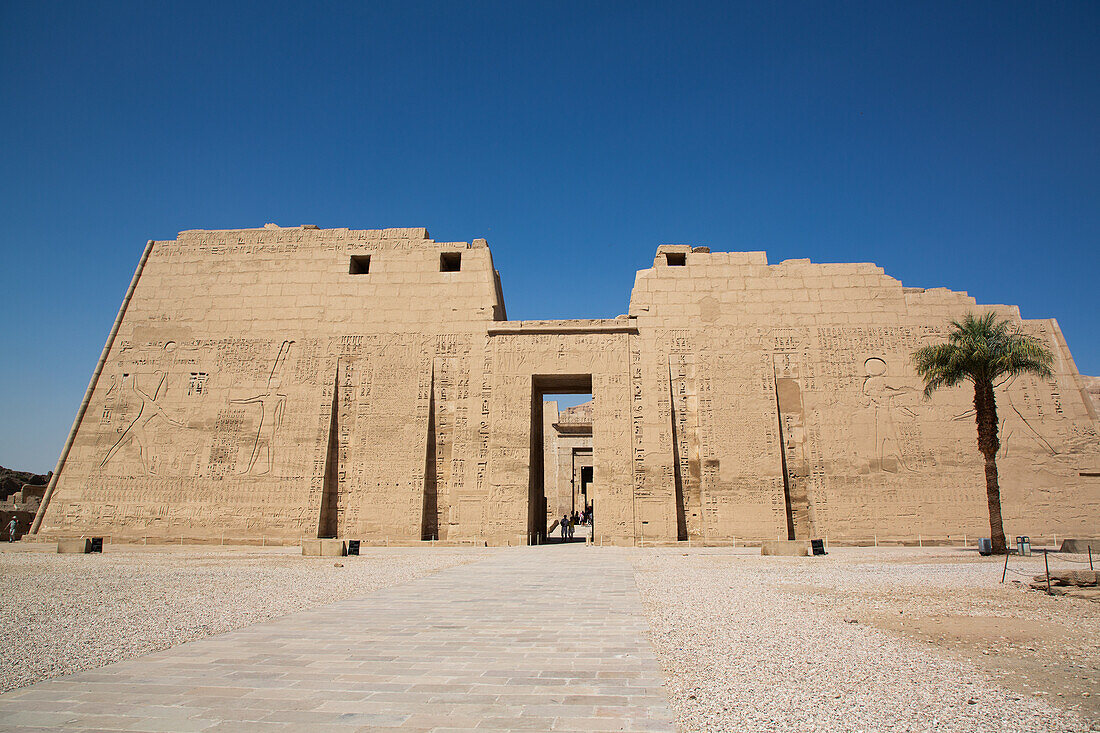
top-left (530, 375), bottom-right (593, 544)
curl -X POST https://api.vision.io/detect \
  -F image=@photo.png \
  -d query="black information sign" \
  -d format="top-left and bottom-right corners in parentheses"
top-left (811, 539), bottom-right (826, 555)
top-left (346, 540), bottom-right (360, 556)
top-left (89, 537), bottom-right (103, 553)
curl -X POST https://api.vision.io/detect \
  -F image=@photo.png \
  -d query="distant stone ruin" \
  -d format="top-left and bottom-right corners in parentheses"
top-left (28, 225), bottom-right (1100, 545)
top-left (1, 467), bottom-right (49, 541)
top-left (0, 466), bottom-right (49, 503)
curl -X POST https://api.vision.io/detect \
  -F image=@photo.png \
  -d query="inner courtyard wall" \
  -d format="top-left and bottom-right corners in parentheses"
top-left (542, 401), bottom-right (594, 528)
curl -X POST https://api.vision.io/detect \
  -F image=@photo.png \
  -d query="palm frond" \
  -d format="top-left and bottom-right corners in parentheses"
top-left (911, 311), bottom-right (1054, 395)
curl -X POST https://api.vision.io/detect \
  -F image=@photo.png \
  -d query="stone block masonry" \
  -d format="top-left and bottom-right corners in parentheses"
top-left (30, 226), bottom-right (1100, 546)
top-left (760, 540), bottom-right (811, 556)
top-left (301, 539), bottom-right (346, 557)
top-left (56, 538), bottom-right (91, 554)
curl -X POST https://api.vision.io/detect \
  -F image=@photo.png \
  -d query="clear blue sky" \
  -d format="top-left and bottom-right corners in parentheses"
top-left (2, 1), bottom-right (1097, 472)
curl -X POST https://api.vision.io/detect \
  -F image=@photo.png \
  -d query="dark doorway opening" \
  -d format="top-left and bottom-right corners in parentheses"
top-left (530, 376), bottom-right (593, 545)
top-left (579, 465), bottom-right (593, 501)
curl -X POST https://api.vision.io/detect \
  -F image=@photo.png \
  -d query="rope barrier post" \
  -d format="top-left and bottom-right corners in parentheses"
top-left (1044, 550), bottom-right (1052, 595)
top-left (1089, 544), bottom-right (1093, 571)
top-left (1001, 550), bottom-right (1009, 584)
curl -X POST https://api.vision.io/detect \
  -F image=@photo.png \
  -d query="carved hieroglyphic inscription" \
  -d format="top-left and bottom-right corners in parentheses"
top-left (669, 354), bottom-right (704, 541)
top-left (327, 335), bottom-right (432, 541)
top-left (773, 354), bottom-right (813, 539)
top-left (427, 346), bottom-right (472, 539)
top-left (45, 337), bottom-right (334, 539)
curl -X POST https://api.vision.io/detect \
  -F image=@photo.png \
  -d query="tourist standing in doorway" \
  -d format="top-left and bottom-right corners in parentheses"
top-left (7, 517), bottom-right (17, 542)
top-left (561, 514), bottom-right (569, 541)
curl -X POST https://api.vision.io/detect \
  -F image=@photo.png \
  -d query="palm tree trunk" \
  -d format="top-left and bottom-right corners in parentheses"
top-left (982, 452), bottom-right (1008, 553)
top-left (973, 379), bottom-right (1007, 554)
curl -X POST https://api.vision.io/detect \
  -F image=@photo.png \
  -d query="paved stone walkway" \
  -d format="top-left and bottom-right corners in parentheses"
top-left (0, 548), bottom-right (675, 732)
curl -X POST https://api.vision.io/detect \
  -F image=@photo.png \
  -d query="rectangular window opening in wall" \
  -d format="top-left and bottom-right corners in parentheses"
top-left (440, 252), bottom-right (462, 272)
top-left (665, 252), bottom-right (687, 266)
top-left (349, 254), bottom-right (371, 274)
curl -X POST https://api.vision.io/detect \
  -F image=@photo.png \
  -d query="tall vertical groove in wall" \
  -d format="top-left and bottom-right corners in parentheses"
top-left (422, 364), bottom-right (438, 541)
top-left (669, 355), bottom-right (704, 541)
top-left (528, 381), bottom-right (542, 544)
top-left (317, 366), bottom-right (340, 538)
top-left (773, 365), bottom-right (813, 540)
top-left (669, 362), bottom-right (688, 542)
top-left (774, 377), bottom-right (797, 541)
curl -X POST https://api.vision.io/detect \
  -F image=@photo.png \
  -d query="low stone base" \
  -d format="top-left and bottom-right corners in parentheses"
top-left (57, 538), bottom-right (91, 554)
top-left (1029, 569), bottom-right (1100, 599)
top-left (1059, 538), bottom-right (1099, 554)
top-left (761, 540), bottom-right (811, 557)
top-left (301, 539), bottom-right (346, 557)
top-left (1031, 570), bottom-right (1100, 588)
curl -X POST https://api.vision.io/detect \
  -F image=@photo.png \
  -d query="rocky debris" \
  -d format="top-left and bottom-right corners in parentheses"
top-left (1048, 570), bottom-right (1099, 587)
top-left (1030, 570), bottom-right (1100, 600)
top-left (0, 466), bottom-right (49, 503)
top-left (0, 468), bottom-right (48, 540)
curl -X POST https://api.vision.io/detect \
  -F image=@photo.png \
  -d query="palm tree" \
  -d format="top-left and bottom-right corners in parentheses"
top-left (912, 311), bottom-right (1053, 554)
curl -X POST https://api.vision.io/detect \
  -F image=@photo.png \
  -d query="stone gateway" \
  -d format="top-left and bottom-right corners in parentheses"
top-left (30, 226), bottom-right (1100, 545)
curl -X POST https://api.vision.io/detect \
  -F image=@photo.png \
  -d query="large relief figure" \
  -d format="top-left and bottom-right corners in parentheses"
top-left (231, 340), bottom-right (294, 476)
top-left (101, 372), bottom-right (184, 475)
top-left (860, 357), bottom-right (918, 473)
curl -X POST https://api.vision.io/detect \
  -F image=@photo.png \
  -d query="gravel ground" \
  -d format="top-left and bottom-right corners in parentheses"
top-left (634, 547), bottom-right (1096, 733)
top-left (0, 544), bottom-right (475, 693)
top-left (4, 542), bottom-right (1095, 732)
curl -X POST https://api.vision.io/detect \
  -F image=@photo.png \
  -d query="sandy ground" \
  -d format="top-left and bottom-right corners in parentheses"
top-left (0, 543), bottom-right (476, 693)
top-left (634, 546), bottom-right (1099, 732)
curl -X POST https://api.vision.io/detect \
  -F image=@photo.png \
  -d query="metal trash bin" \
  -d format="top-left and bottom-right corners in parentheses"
top-left (1016, 536), bottom-right (1031, 556)
top-left (978, 538), bottom-right (992, 556)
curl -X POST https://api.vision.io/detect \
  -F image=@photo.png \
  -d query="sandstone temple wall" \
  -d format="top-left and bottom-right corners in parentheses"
top-left (32, 226), bottom-right (1100, 545)
top-left (629, 245), bottom-right (1099, 543)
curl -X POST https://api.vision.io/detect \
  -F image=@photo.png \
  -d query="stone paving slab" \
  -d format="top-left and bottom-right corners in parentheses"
top-left (0, 547), bottom-right (675, 732)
